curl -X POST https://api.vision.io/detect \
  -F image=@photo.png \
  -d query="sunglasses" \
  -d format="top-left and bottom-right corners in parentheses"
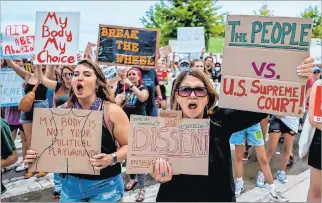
top-left (313, 71), bottom-right (321, 74)
top-left (62, 73), bottom-right (74, 77)
top-left (177, 86), bottom-right (207, 97)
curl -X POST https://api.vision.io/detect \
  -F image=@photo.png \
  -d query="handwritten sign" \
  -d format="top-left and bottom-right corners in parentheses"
top-left (0, 68), bottom-right (24, 106)
top-left (0, 24), bottom-right (35, 59)
top-left (127, 115), bottom-right (210, 175)
top-left (34, 12), bottom-right (80, 65)
top-left (29, 108), bottom-right (102, 175)
top-left (100, 65), bottom-right (117, 80)
top-left (158, 110), bottom-right (182, 118)
top-left (311, 38), bottom-right (321, 64)
top-left (96, 25), bottom-right (160, 67)
top-left (314, 85), bottom-right (322, 122)
top-left (219, 15), bottom-right (313, 117)
top-left (177, 27), bottom-right (205, 53)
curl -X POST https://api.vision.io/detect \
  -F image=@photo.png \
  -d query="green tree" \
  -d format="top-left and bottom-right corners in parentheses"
top-left (253, 2), bottom-right (274, 16)
top-left (140, 0), bottom-right (226, 47)
top-left (300, 5), bottom-right (322, 38)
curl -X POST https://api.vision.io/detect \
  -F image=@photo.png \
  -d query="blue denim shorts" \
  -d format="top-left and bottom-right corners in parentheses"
top-left (19, 100), bottom-right (48, 124)
top-left (60, 174), bottom-right (124, 202)
top-left (229, 123), bottom-right (264, 146)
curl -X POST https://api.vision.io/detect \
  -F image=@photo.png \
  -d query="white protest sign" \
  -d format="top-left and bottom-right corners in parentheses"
top-left (0, 68), bottom-right (24, 107)
top-left (310, 38), bottom-right (321, 64)
top-left (0, 23), bottom-right (35, 59)
top-left (100, 65), bottom-right (117, 80)
top-left (34, 12), bottom-right (80, 65)
top-left (177, 27), bottom-right (205, 52)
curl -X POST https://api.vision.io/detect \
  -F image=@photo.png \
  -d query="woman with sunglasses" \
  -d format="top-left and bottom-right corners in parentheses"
top-left (24, 60), bottom-right (129, 202)
top-left (34, 64), bottom-right (74, 199)
top-left (115, 67), bottom-right (149, 202)
top-left (5, 59), bottom-right (50, 179)
top-left (151, 57), bottom-right (314, 202)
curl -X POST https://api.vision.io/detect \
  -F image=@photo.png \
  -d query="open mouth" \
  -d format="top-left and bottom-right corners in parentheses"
top-left (188, 102), bottom-right (198, 110)
top-left (76, 83), bottom-right (83, 94)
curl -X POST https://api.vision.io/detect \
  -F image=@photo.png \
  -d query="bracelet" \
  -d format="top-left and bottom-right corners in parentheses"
top-left (129, 84), bottom-right (136, 90)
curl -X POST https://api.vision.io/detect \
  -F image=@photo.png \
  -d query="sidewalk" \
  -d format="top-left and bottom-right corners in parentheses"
top-left (2, 169), bottom-right (310, 202)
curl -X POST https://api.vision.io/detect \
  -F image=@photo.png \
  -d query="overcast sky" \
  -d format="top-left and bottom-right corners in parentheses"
top-left (1, 1), bottom-right (321, 50)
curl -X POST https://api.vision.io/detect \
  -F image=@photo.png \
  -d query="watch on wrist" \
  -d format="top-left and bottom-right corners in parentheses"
top-left (110, 153), bottom-right (118, 165)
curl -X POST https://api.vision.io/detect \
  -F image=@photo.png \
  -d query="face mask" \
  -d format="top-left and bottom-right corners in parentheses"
top-left (181, 65), bottom-right (189, 71)
top-left (215, 67), bottom-right (221, 72)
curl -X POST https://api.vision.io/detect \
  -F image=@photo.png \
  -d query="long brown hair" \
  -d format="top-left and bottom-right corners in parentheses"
top-left (67, 59), bottom-right (115, 108)
top-left (170, 69), bottom-right (219, 115)
top-left (190, 59), bottom-right (209, 75)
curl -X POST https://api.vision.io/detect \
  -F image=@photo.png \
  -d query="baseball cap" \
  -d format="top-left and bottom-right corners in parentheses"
top-left (313, 65), bottom-right (321, 72)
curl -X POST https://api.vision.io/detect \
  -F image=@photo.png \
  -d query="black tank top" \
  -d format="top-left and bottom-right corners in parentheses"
top-left (24, 83), bottom-right (48, 100)
top-left (68, 108), bottom-right (121, 180)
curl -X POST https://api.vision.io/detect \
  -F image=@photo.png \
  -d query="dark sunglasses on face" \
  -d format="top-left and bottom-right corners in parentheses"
top-left (313, 71), bottom-right (321, 74)
top-left (177, 86), bottom-right (207, 97)
top-left (62, 73), bottom-right (74, 77)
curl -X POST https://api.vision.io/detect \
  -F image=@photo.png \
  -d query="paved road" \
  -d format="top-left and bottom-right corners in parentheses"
top-left (2, 128), bottom-right (308, 202)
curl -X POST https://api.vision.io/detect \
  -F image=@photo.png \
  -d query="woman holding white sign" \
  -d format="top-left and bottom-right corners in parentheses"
top-left (151, 56), bottom-right (313, 202)
top-left (24, 59), bottom-right (129, 202)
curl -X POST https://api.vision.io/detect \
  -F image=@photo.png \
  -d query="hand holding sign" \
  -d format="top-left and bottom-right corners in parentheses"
top-left (297, 57), bottom-right (314, 77)
top-left (89, 153), bottom-right (113, 170)
top-left (151, 158), bottom-right (173, 183)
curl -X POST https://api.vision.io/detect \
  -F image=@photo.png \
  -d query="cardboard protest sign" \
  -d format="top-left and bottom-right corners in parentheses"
top-left (97, 25), bottom-right (160, 67)
top-left (34, 12), bottom-right (80, 65)
top-left (0, 68), bottom-right (24, 106)
top-left (314, 85), bottom-right (322, 122)
top-left (127, 115), bottom-right (210, 175)
top-left (100, 65), bottom-right (117, 80)
top-left (0, 24), bottom-right (35, 59)
top-left (219, 15), bottom-right (313, 117)
top-left (158, 110), bottom-right (182, 118)
top-left (29, 108), bottom-right (102, 175)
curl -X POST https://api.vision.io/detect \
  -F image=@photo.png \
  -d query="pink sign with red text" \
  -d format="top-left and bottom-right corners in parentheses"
top-left (34, 12), bottom-right (80, 65)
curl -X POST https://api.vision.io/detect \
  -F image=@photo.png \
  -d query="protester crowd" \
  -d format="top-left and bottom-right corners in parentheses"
top-left (1, 44), bottom-right (321, 203)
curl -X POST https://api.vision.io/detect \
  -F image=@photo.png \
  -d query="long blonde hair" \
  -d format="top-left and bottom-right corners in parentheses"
top-left (170, 69), bottom-right (219, 115)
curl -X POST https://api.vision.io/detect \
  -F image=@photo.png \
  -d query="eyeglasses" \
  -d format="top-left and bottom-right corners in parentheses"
top-left (177, 86), bottom-right (207, 97)
top-left (313, 71), bottom-right (321, 74)
top-left (62, 73), bottom-right (74, 77)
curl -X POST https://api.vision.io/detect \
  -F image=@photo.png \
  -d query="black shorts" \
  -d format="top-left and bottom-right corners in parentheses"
top-left (159, 85), bottom-right (167, 100)
top-left (9, 124), bottom-right (24, 132)
top-left (308, 129), bottom-right (321, 170)
top-left (268, 116), bottom-right (296, 136)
